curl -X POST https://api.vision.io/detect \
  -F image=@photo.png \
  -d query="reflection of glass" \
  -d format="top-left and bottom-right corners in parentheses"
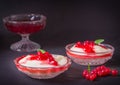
top-left (3, 14), bottom-right (46, 52)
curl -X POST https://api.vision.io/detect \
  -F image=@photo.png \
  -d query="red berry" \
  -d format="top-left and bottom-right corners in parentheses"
top-left (91, 69), bottom-right (97, 74)
top-left (82, 67), bottom-right (97, 81)
top-left (97, 70), bottom-right (103, 77)
top-left (100, 65), bottom-right (107, 69)
top-left (49, 60), bottom-right (58, 66)
top-left (82, 65), bottom-right (119, 81)
top-left (84, 48), bottom-right (94, 53)
top-left (38, 53), bottom-right (48, 60)
top-left (48, 56), bottom-right (54, 61)
top-left (82, 70), bottom-right (89, 77)
top-left (39, 55), bottom-right (48, 60)
top-left (83, 41), bottom-right (95, 53)
top-left (29, 55), bottom-right (38, 60)
top-left (75, 41), bottom-right (83, 48)
top-left (95, 66), bottom-right (101, 72)
top-left (37, 51), bottom-right (42, 55)
top-left (85, 74), bottom-right (91, 80)
top-left (75, 41), bottom-right (95, 53)
top-left (111, 69), bottom-right (118, 76)
top-left (37, 51), bottom-right (43, 56)
top-left (89, 73), bottom-right (97, 81)
top-left (95, 65), bottom-right (111, 77)
top-left (42, 52), bottom-right (58, 66)
top-left (84, 72), bottom-right (97, 81)
top-left (104, 67), bottom-right (111, 76)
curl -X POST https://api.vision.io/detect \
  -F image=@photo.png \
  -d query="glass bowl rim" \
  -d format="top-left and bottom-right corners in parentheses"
top-left (65, 43), bottom-right (114, 55)
top-left (14, 54), bottom-right (71, 69)
top-left (3, 13), bottom-right (46, 23)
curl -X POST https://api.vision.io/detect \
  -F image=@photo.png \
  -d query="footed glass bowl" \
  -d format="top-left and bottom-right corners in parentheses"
top-left (3, 14), bottom-right (46, 52)
top-left (65, 43), bottom-right (114, 66)
top-left (14, 54), bottom-right (71, 79)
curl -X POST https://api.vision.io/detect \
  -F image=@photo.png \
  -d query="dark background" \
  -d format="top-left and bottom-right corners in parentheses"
top-left (0, 0), bottom-right (120, 85)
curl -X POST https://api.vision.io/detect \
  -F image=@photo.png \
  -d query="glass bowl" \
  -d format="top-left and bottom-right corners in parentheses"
top-left (3, 14), bottom-right (46, 52)
top-left (65, 43), bottom-right (114, 66)
top-left (14, 54), bottom-right (71, 79)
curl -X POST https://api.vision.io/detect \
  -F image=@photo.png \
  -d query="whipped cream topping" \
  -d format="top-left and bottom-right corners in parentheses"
top-left (93, 45), bottom-right (109, 53)
top-left (19, 54), bottom-right (67, 68)
top-left (70, 45), bottom-right (85, 52)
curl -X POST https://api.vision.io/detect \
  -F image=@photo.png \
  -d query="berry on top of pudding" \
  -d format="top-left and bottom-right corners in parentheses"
top-left (19, 49), bottom-right (67, 68)
top-left (70, 39), bottom-right (110, 53)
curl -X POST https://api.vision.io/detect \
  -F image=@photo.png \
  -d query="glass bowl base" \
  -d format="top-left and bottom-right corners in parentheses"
top-left (25, 71), bottom-right (65, 79)
top-left (10, 40), bottom-right (40, 52)
top-left (68, 56), bottom-right (112, 66)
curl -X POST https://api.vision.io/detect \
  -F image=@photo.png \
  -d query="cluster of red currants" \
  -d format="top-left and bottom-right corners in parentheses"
top-left (29, 50), bottom-right (58, 66)
top-left (75, 41), bottom-right (95, 53)
top-left (82, 65), bottom-right (119, 81)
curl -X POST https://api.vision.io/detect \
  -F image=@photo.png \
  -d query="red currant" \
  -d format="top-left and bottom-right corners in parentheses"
top-left (75, 40), bottom-right (95, 53)
top-left (37, 52), bottom-right (48, 60)
top-left (100, 65), bottom-right (106, 69)
top-left (85, 74), bottom-right (91, 80)
top-left (37, 51), bottom-right (42, 55)
top-left (91, 69), bottom-right (97, 74)
top-left (44, 52), bottom-right (53, 58)
top-left (49, 60), bottom-right (58, 66)
top-left (82, 65), bottom-right (119, 81)
top-left (104, 67), bottom-right (111, 76)
top-left (111, 69), bottom-right (118, 76)
top-left (89, 73), bottom-right (97, 81)
top-left (75, 41), bottom-right (83, 48)
top-left (83, 72), bottom-right (97, 81)
top-left (82, 70), bottom-right (89, 77)
top-left (83, 41), bottom-right (95, 53)
top-left (29, 55), bottom-right (38, 60)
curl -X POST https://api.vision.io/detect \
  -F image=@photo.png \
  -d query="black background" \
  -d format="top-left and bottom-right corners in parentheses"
top-left (0, 0), bottom-right (120, 85)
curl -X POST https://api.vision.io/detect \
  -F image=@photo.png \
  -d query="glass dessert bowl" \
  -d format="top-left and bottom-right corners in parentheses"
top-left (3, 14), bottom-right (46, 52)
top-left (65, 39), bottom-right (114, 66)
top-left (14, 49), bottom-right (71, 79)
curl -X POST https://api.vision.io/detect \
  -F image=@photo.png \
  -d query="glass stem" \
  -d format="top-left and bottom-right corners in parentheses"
top-left (21, 34), bottom-right (30, 41)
